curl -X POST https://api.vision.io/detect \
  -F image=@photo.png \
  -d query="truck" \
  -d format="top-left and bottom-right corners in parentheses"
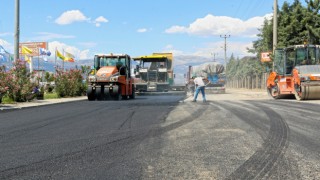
top-left (86, 53), bottom-right (135, 100)
top-left (133, 53), bottom-right (174, 92)
top-left (267, 44), bottom-right (320, 100)
top-left (186, 62), bottom-right (226, 94)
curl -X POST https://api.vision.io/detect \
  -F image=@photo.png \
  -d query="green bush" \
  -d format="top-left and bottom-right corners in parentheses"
top-left (55, 69), bottom-right (85, 97)
top-left (0, 60), bottom-right (36, 102)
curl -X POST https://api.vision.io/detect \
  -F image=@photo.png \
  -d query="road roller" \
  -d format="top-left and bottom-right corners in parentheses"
top-left (267, 44), bottom-right (320, 100)
top-left (87, 53), bottom-right (135, 101)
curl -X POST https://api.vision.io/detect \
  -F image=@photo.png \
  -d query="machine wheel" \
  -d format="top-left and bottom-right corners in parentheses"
top-left (293, 83), bottom-right (320, 100)
top-left (87, 88), bottom-right (95, 101)
top-left (129, 85), bottom-right (135, 99)
top-left (294, 84), bottom-right (304, 100)
top-left (267, 84), bottom-right (281, 99)
top-left (95, 87), bottom-right (103, 100)
top-left (112, 86), bottom-right (121, 101)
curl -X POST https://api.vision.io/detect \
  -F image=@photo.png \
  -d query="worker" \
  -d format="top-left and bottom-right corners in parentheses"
top-left (192, 76), bottom-right (207, 102)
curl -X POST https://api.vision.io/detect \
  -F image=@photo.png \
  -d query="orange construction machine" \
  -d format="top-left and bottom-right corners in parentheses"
top-left (267, 44), bottom-right (320, 100)
top-left (87, 53), bottom-right (135, 100)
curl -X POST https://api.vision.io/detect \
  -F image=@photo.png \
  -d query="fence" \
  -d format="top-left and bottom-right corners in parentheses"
top-left (226, 73), bottom-right (268, 90)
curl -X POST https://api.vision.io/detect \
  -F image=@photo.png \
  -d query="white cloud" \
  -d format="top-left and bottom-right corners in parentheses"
top-left (55, 11), bottom-right (109, 27)
top-left (94, 16), bottom-right (108, 27)
top-left (165, 13), bottom-right (272, 37)
top-left (193, 41), bottom-right (254, 59)
top-left (95, 16), bottom-right (108, 23)
top-left (163, 41), bottom-right (255, 67)
top-left (31, 32), bottom-right (75, 41)
top-left (137, 28), bottom-right (147, 33)
top-left (165, 26), bottom-right (187, 34)
top-left (79, 49), bottom-right (90, 59)
top-left (55, 10), bottom-right (90, 25)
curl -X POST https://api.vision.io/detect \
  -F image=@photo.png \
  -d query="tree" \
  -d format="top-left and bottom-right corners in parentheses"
top-left (304, 0), bottom-right (320, 44)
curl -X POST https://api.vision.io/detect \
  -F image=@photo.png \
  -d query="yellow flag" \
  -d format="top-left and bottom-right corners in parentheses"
top-left (25, 55), bottom-right (31, 64)
top-left (22, 46), bottom-right (33, 54)
top-left (56, 50), bottom-right (65, 60)
top-left (64, 51), bottom-right (75, 62)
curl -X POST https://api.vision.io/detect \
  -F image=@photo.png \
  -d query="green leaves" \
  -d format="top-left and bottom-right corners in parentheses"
top-left (252, 0), bottom-right (320, 53)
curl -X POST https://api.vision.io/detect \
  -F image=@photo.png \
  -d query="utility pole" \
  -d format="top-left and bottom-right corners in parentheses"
top-left (273, 0), bottom-right (277, 52)
top-left (14, 0), bottom-right (20, 63)
top-left (220, 35), bottom-right (230, 67)
top-left (273, 0), bottom-right (278, 71)
top-left (211, 53), bottom-right (217, 62)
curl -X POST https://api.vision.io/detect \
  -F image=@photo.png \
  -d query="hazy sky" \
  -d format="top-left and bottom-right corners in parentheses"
top-left (0, 0), bottom-right (296, 63)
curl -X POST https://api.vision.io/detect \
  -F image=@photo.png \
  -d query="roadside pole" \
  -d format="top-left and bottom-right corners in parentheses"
top-left (14, 0), bottom-right (20, 62)
top-left (273, 0), bottom-right (278, 71)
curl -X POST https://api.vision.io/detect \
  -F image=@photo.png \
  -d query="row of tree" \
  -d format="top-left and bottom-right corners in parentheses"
top-left (227, 0), bottom-right (320, 79)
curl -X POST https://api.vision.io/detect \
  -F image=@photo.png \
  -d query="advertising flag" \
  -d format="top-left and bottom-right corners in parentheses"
top-left (39, 48), bottom-right (51, 57)
top-left (56, 50), bottom-right (65, 60)
top-left (22, 46), bottom-right (33, 54)
top-left (64, 51), bottom-right (75, 62)
top-left (39, 48), bottom-right (47, 55)
top-left (25, 55), bottom-right (31, 64)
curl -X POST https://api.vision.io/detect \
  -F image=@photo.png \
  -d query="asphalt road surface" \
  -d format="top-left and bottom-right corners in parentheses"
top-left (0, 90), bottom-right (320, 179)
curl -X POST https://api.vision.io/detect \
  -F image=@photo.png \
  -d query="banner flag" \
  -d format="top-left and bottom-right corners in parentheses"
top-left (39, 48), bottom-right (47, 55)
top-left (25, 55), bottom-right (31, 64)
top-left (39, 48), bottom-right (52, 56)
top-left (64, 51), bottom-right (75, 62)
top-left (22, 46), bottom-right (33, 54)
top-left (56, 50), bottom-right (65, 60)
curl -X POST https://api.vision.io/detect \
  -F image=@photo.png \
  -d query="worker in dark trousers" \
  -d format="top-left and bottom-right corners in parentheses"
top-left (192, 76), bottom-right (207, 102)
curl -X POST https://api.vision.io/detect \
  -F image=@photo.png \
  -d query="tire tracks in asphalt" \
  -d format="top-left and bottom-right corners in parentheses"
top-left (216, 101), bottom-right (291, 180)
top-left (0, 103), bottom-right (117, 143)
top-left (0, 101), bottom-right (207, 179)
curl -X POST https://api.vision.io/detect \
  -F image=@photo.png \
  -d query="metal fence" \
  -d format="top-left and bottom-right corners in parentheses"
top-left (226, 73), bottom-right (268, 90)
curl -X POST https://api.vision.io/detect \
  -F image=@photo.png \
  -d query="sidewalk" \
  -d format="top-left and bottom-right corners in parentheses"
top-left (0, 96), bottom-right (87, 110)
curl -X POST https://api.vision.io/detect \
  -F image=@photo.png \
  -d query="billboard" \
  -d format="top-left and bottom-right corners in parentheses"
top-left (19, 42), bottom-right (48, 56)
top-left (261, 52), bottom-right (271, 62)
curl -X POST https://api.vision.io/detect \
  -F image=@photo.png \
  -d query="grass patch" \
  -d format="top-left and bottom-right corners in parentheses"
top-left (1, 95), bottom-right (15, 104)
top-left (44, 92), bottom-right (59, 99)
